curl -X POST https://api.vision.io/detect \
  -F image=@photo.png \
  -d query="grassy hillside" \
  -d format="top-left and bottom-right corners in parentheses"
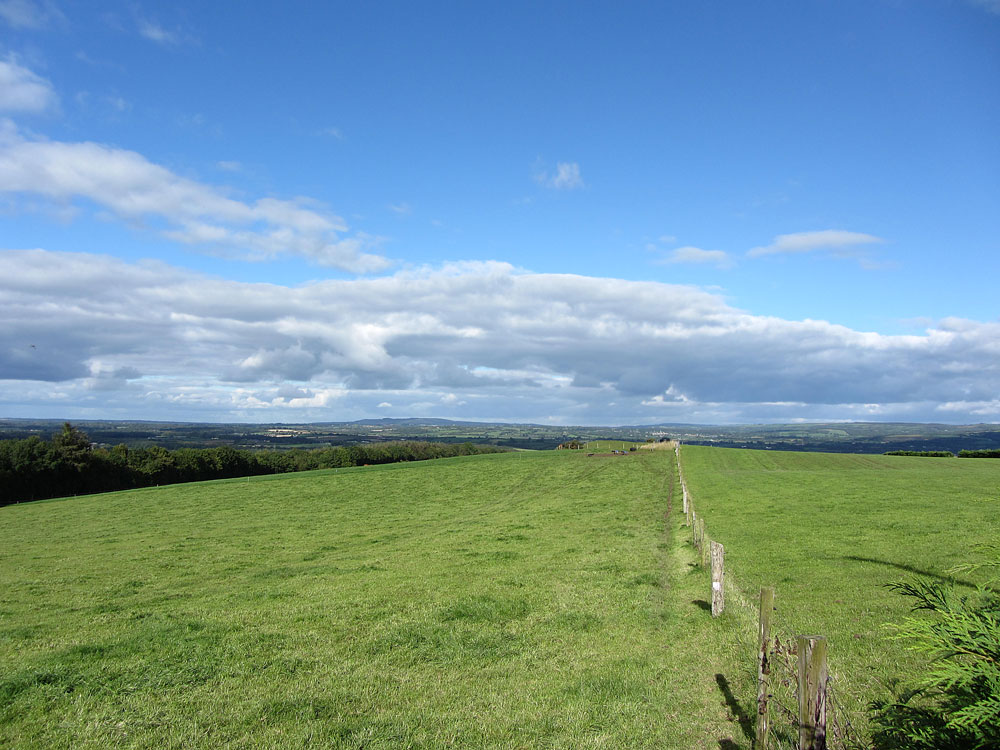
top-left (0, 450), bottom-right (750, 748)
top-left (678, 445), bottom-right (1000, 740)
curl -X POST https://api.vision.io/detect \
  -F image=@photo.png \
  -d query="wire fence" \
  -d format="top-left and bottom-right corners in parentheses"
top-left (762, 636), bottom-right (869, 749)
top-left (674, 443), bottom-right (872, 749)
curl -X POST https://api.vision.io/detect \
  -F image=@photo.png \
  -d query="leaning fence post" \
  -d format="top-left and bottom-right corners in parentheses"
top-left (756, 587), bottom-right (775, 749)
top-left (797, 635), bottom-right (829, 750)
top-left (710, 541), bottom-right (724, 616)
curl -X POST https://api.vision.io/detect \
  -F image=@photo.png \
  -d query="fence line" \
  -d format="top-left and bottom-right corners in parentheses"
top-left (673, 443), bottom-right (868, 750)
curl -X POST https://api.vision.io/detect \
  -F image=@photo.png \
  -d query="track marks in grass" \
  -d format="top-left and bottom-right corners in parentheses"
top-left (655, 479), bottom-right (757, 749)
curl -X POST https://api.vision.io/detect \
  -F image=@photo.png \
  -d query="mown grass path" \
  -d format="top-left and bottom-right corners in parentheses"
top-left (1, 450), bottom-right (749, 748)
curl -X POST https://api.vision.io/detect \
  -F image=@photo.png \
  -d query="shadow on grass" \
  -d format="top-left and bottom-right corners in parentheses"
top-left (715, 673), bottom-right (754, 742)
top-left (692, 599), bottom-right (711, 612)
top-left (718, 741), bottom-right (740, 750)
top-left (842, 556), bottom-right (977, 589)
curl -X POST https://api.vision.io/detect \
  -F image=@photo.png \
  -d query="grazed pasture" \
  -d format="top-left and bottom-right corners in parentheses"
top-left (1, 450), bottom-right (749, 749)
top-left (678, 446), bottom-right (1000, 739)
top-left (5, 444), bottom-right (992, 747)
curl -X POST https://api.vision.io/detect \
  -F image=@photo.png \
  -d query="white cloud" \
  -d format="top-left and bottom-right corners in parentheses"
top-left (663, 246), bottom-right (734, 269)
top-left (536, 161), bottom-right (584, 190)
top-left (0, 56), bottom-right (58, 112)
top-left (748, 230), bottom-right (884, 259)
top-left (390, 201), bottom-right (412, 215)
top-left (137, 18), bottom-right (188, 46)
top-left (0, 125), bottom-right (391, 272)
top-left (0, 0), bottom-right (65, 29)
top-left (106, 95), bottom-right (129, 112)
top-left (969, 0), bottom-right (1000, 15)
top-left (936, 399), bottom-right (1000, 416)
top-left (642, 385), bottom-right (694, 406)
top-left (2, 249), bottom-right (998, 424)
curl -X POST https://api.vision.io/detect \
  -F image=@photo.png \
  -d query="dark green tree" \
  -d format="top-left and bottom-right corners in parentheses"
top-left (872, 550), bottom-right (1000, 749)
top-left (52, 422), bottom-right (92, 471)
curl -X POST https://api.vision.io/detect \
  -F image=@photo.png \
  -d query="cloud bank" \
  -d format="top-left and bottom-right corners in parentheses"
top-left (2, 249), bottom-right (997, 424)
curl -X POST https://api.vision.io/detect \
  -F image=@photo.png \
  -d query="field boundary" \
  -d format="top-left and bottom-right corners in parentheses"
top-left (675, 444), bottom-right (869, 750)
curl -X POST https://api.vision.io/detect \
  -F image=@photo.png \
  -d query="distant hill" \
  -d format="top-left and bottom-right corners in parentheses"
top-left (347, 417), bottom-right (507, 427)
top-left (1, 417), bottom-right (998, 454)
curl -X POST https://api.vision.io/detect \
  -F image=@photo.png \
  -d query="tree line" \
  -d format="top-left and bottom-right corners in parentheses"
top-left (0, 423), bottom-right (504, 507)
top-left (884, 450), bottom-right (957, 457)
top-left (884, 449), bottom-right (1000, 458)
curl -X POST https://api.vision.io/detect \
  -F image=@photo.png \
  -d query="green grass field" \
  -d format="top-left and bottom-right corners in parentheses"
top-left (5, 445), bottom-right (995, 748)
top-left (678, 445), bottom-right (1000, 742)
top-left (1, 450), bottom-right (753, 749)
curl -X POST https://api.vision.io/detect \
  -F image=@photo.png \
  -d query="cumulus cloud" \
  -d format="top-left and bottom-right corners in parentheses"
top-left (536, 161), bottom-right (584, 190)
top-left (662, 246), bottom-right (734, 269)
top-left (748, 230), bottom-right (884, 260)
top-left (0, 124), bottom-right (391, 272)
top-left (2, 249), bottom-right (998, 424)
top-left (0, 56), bottom-right (58, 112)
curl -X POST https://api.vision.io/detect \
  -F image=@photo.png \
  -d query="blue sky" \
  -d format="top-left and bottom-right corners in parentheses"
top-left (1, 0), bottom-right (998, 424)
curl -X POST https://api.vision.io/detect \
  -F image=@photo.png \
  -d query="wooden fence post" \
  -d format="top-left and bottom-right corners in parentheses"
top-left (699, 518), bottom-right (709, 567)
top-left (797, 635), bottom-right (829, 750)
top-left (756, 587), bottom-right (775, 749)
top-left (710, 541), bottom-right (724, 616)
top-left (691, 511), bottom-right (699, 546)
